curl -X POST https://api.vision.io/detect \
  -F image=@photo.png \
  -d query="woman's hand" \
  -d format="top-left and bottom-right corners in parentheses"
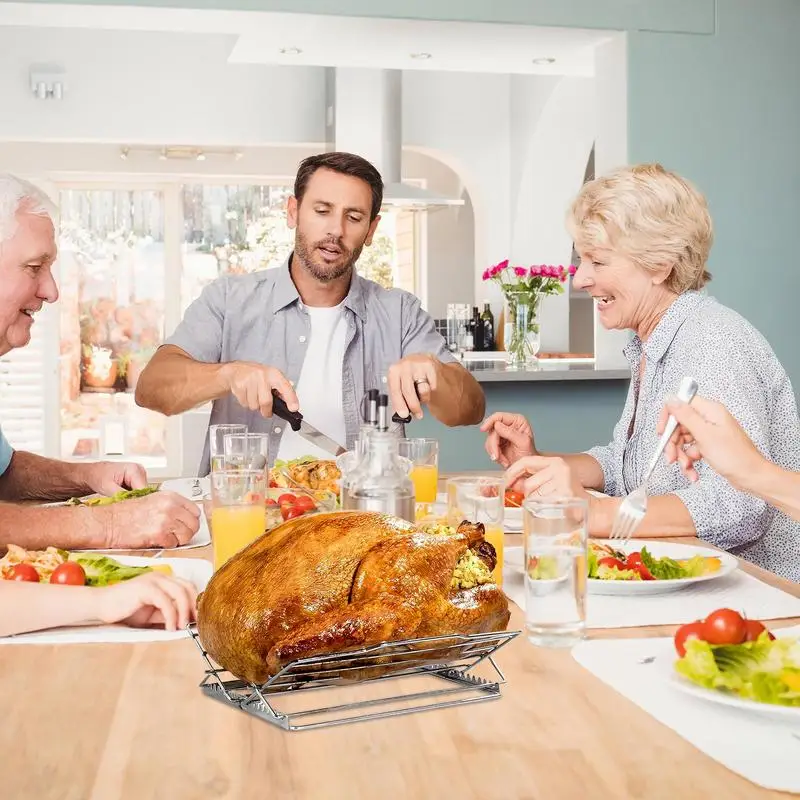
top-left (480, 412), bottom-right (536, 468)
top-left (659, 395), bottom-right (767, 488)
top-left (95, 572), bottom-right (198, 631)
top-left (504, 455), bottom-right (588, 500)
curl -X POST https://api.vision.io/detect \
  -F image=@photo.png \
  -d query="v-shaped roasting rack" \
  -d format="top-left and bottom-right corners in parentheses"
top-left (188, 624), bottom-right (520, 731)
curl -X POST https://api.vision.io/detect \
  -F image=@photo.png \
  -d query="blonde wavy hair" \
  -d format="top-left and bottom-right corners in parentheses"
top-left (566, 163), bottom-right (713, 293)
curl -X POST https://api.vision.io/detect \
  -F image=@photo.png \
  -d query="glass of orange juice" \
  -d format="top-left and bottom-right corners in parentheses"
top-left (208, 468), bottom-right (267, 571)
top-left (445, 476), bottom-right (505, 585)
top-left (397, 438), bottom-right (439, 518)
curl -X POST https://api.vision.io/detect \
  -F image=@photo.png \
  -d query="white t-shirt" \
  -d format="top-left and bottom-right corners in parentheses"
top-left (276, 302), bottom-right (348, 463)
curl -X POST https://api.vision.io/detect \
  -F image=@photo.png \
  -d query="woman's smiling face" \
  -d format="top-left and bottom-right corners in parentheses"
top-left (572, 245), bottom-right (674, 336)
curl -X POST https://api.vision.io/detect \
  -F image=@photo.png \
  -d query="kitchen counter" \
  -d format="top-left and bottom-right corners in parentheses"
top-left (464, 359), bottom-right (631, 382)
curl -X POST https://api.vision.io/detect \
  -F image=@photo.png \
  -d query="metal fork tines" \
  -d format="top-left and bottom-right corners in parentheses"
top-left (609, 376), bottom-right (699, 545)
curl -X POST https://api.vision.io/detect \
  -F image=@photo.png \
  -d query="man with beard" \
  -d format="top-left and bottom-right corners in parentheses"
top-left (136, 152), bottom-right (485, 473)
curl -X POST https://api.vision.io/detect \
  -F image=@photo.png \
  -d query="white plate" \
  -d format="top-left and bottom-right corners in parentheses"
top-left (670, 673), bottom-right (800, 723)
top-left (42, 480), bottom-right (211, 551)
top-left (504, 540), bottom-right (738, 596)
top-left (587, 540), bottom-right (738, 595)
top-left (0, 555), bottom-right (212, 645)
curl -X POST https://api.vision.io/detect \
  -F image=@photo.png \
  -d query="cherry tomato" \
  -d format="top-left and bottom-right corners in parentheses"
top-left (598, 557), bottom-right (626, 571)
top-left (674, 620), bottom-right (707, 657)
top-left (293, 495), bottom-right (316, 512)
top-left (703, 608), bottom-right (747, 645)
top-left (7, 563), bottom-right (40, 582)
top-left (504, 490), bottom-right (524, 508)
top-left (744, 619), bottom-right (775, 642)
top-left (282, 506), bottom-right (305, 521)
top-left (277, 493), bottom-right (297, 507)
top-left (49, 562), bottom-right (87, 586)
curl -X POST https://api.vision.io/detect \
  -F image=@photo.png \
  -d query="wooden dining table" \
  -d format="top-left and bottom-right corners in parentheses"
top-left (2, 481), bottom-right (799, 799)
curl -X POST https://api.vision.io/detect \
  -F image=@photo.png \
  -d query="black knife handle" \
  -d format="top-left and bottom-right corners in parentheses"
top-left (271, 390), bottom-right (303, 432)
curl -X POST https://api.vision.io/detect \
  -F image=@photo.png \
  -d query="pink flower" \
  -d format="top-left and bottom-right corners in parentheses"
top-left (514, 266), bottom-right (527, 277)
top-left (482, 269), bottom-right (490, 280)
top-left (569, 265), bottom-right (577, 276)
top-left (496, 258), bottom-right (509, 271)
top-left (559, 274), bottom-right (567, 283)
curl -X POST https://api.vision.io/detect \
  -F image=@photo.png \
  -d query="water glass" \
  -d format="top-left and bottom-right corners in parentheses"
top-left (208, 468), bottom-right (266, 571)
top-left (522, 496), bottom-right (588, 648)
top-left (208, 423), bottom-right (247, 472)
top-left (397, 438), bottom-right (439, 515)
top-left (222, 432), bottom-right (269, 475)
top-left (445, 476), bottom-right (505, 585)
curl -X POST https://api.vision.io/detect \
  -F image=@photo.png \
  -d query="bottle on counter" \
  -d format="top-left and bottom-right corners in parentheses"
top-left (472, 306), bottom-right (484, 352)
top-left (480, 302), bottom-right (495, 351)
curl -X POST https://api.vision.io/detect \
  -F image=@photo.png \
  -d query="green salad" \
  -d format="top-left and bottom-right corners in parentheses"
top-left (676, 635), bottom-right (800, 707)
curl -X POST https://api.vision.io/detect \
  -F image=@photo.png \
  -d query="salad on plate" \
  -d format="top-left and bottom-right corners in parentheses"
top-left (588, 541), bottom-right (721, 582)
top-left (673, 608), bottom-right (800, 709)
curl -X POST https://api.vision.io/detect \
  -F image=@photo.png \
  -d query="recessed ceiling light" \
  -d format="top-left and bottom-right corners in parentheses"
top-left (279, 47), bottom-right (302, 56)
top-left (532, 57), bottom-right (556, 65)
top-left (410, 52), bottom-right (432, 60)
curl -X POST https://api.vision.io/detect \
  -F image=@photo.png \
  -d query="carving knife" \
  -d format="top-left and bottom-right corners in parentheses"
top-left (271, 392), bottom-right (348, 457)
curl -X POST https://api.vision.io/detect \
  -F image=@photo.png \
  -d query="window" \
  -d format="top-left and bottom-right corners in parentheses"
top-left (57, 188), bottom-right (169, 471)
top-left (41, 177), bottom-right (421, 477)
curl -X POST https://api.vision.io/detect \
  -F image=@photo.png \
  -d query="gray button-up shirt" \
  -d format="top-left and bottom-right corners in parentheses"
top-left (165, 256), bottom-right (457, 475)
top-left (587, 291), bottom-right (800, 582)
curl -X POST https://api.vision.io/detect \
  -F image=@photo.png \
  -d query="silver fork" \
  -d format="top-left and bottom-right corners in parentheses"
top-left (608, 375), bottom-right (699, 545)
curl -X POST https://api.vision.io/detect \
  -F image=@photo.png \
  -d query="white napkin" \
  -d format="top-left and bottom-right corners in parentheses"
top-left (0, 557), bottom-right (212, 645)
top-left (502, 547), bottom-right (800, 629)
top-left (572, 627), bottom-right (800, 794)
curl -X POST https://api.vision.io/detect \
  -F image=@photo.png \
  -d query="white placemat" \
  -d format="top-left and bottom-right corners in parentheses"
top-left (502, 546), bottom-right (800, 628)
top-left (0, 557), bottom-right (212, 645)
top-left (572, 627), bottom-right (800, 794)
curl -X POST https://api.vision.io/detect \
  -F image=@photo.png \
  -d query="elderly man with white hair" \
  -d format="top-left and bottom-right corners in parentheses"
top-left (0, 174), bottom-right (200, 550)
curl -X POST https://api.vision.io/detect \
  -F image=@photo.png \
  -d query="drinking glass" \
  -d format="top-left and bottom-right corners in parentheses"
top-left (445, 476), bottom-right (505, 585)
top-left (222, 433), bottom-right (269, 476)
top-left (208, 468), bottom-right (266, 571)
top-left (522, 496), bottom-right (588, 648)
top-left (208, 423), bottom-right (247, 473)
top-left (397, 438), bottom-right (439, 518)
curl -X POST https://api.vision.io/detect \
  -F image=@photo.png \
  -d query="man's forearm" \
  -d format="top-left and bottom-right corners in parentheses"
top-left (0, 503), bottom-right (108, 551)
top-left (740, 460), bottom-right (800, 523)
top-left (135, 345), bottom-right (231, 416)
top-left (588, 494), bottom-right (697, 538)
top-left (0, 451), bottom-right (96, 502)
top-left (428, 363), bottom-right (485, 426)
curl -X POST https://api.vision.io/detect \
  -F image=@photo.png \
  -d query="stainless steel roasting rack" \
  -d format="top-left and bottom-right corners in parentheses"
top-left (189, 624), bottom-right (520, 731)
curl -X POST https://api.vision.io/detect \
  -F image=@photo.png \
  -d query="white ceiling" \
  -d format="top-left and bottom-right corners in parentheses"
top-left (0, 3), bottom-right (613, 76)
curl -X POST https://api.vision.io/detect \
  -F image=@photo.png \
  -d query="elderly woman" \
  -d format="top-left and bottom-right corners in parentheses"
top-left (482, 163), bottom-right (800, 581)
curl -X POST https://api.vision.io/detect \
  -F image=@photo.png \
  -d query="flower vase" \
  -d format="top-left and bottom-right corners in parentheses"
top-left (503, 290), bottom-right (541, 367)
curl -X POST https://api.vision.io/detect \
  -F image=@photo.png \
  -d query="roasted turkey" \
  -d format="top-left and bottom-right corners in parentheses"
top-left (196, 511), bottom-right (510, 684)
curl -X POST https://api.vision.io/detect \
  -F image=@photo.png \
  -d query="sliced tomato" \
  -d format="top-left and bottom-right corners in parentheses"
top-left (50, 562), bottom-right (86, 586)
top-left (633, 562), bottom-right (654, 581)
top-left (277, 493), bottom-right (297, 507)
top-left (293, 495), bottom-right (316, 512)
top-left (265, 499), bottom-right (278, 508)
top-left (598, 556), bottom-right (626, 571)
top-left (504, 490), bottom-right (524, 508)
top-left (744, 619), bottom-right (776, 642)
top-left (625, 552), bottom-right (643, 567)
top-left (674, 620), bottom-right (707, 657)
top-left (7, 563), bottom-right (40, 582)
top-left (703, 608), bottom-right (747, 645)
top-left (282, 506), bottom-right (305, 521)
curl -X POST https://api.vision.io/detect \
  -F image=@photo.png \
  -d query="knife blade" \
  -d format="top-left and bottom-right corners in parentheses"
top-left (271, 391), bottom-right (347, 457)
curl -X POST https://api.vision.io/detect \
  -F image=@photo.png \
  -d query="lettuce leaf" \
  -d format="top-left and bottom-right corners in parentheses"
top-left (640, 547), bottom-right (686, 580)
top-left (587, 547), bottom-right (599, 578)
